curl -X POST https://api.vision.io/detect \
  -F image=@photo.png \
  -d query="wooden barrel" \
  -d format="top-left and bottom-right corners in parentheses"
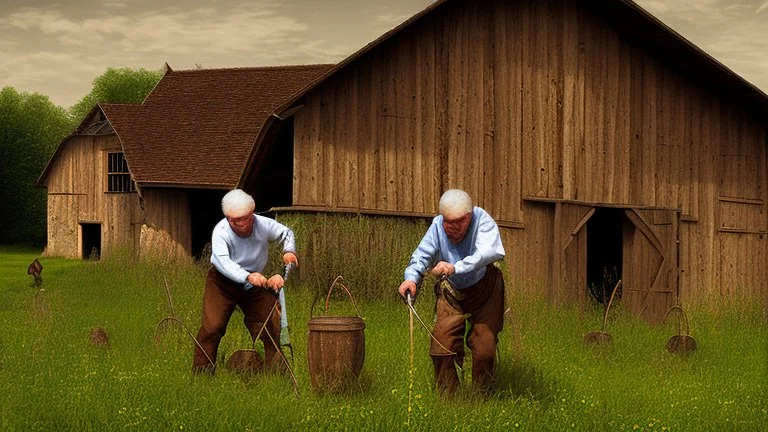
top-left (307, 315), bottom-right (365, 393)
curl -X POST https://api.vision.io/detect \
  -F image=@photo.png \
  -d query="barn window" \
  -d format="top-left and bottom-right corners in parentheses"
top-left (107, 152), bottom-right (135, 193)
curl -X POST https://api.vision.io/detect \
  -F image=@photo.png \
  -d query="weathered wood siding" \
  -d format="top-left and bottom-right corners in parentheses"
top-left (44, 134), bottom-right (142, 258)
top-left (140, 188), bottom-right (192, 258)
top-left (291, 0), bottom-right (767, 302)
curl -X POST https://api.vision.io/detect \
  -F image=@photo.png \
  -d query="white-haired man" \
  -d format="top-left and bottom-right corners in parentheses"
top-left (193, 189), bottom-right (298, 374)
top-left (398, 189), bottom-right (505, 395)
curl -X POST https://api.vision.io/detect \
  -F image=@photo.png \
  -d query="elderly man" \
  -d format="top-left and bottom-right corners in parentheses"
top-left (398, 189), bottom-right (505, 395)
top-left (193, 189), bottom-right (298, 374)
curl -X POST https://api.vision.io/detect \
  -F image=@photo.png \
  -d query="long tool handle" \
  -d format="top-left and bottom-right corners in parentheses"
top-left (278, 263), bottom-right (296, 329)
top-left (406, 293), bottom-right (456, 356)
top-left (406, 292), bottom-right (414, 425)
top-left (278, 288), bottom-right (288, 329)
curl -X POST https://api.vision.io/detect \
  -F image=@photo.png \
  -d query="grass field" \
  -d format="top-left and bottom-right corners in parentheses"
top-left (0, 246), bottom-right (766, 431)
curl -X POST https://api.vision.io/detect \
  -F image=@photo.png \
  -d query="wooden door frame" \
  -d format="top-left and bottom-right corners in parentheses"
top-left (623, 208), bottom-right (681, 321)
top-left (547, 197), bottom-right (681, 317)
top-left (552, 201), bottom-right (595, 307)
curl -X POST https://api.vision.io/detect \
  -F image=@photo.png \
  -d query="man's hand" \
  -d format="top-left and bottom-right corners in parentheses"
top-left (431, 261), bottom-right (455, 277)
top-left (267, 274), bottom-right (284, 292)
top-left (398, 280), bottom-right (417, 299)
top-left (247, 272), bottom-right (267, 288)
top-left (283, 252), bottom-right (298, 266)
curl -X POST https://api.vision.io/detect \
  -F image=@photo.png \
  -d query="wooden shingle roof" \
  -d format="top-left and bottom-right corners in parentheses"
top-left (102, 64), bottom-right (333, 189)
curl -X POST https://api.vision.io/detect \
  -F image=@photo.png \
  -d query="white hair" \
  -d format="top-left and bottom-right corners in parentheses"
top-left (221, 189), bottom-right (255, 217)
top-left (439, 189), bottom-right (473, 218)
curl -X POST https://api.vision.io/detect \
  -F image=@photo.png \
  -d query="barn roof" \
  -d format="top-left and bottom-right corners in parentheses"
top-left (238, 0), bottom-right (768, 187)
top-left (108, 65), bottom-right (333, 188)
top-left (38, 64), bottom-right (333, 189)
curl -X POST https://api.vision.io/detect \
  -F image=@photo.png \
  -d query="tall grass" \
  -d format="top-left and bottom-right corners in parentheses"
top-left (0, 246), bottom-right (766, 431)
top-left (274, 212), bottom-right (431, 302)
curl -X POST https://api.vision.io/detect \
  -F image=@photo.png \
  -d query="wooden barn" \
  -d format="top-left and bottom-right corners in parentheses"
top-left (240, 0), bottom-right (768, 321)
top-left (37, 64), bottom-right (332, 260)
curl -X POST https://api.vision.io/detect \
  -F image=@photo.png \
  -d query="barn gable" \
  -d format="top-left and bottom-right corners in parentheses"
top-left (37, 104), bottom-right (141, 259)
top-left (241, 0), bottom-right (768, 321)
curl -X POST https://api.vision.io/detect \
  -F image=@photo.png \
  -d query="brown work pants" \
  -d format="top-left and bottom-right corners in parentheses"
top-left (430, 264), bottom-right (505, 395)
top-left (192, 268), bottom-right (282, 374)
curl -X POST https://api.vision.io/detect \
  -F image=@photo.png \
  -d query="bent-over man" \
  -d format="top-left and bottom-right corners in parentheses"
top-left (398, 189), bottom-right (505, 395)
top-left (193, 189), bottom-right (298, 374)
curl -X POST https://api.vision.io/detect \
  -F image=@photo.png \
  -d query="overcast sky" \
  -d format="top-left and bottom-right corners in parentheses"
top-left (1, 0), bottom-right (766, 108)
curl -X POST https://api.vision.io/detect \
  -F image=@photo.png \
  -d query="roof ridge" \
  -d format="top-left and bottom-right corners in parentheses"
top-left (172, 64), bottom-right (335, 73)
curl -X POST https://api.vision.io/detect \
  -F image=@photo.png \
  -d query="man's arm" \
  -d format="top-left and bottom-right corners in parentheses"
top-left (210, 231), bottom-right (252, 287)
top-left (403, 222), bottom-right (440, 286)
top-left (263, 217), bottom-right (297, 255)
top-left (453, 211), bottom-right (505, 275)
top-left (262, 218), bottom-right (297, 289)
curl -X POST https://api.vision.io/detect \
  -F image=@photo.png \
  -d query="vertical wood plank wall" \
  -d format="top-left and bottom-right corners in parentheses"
top-left (141, 188), bottom-right (192, 258)
top-left (44, 134), bottom-right (142, 258)
top-left (291, 0), bottom-right (766, 301)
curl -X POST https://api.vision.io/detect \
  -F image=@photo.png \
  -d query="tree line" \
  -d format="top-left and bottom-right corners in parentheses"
top-left (0, 67), bottom-right (163, 246)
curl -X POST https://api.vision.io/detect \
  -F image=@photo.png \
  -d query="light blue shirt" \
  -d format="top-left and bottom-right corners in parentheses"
top-left (210, 214), bottom-right (296, 290)
top-left (404, 207), bottom-right (505, 290)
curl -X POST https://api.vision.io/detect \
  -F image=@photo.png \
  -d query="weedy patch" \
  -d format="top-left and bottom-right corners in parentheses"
top-left (1, 246), bottom-right (766, 431)
top-left (32, 287), bottom-right (50, 320)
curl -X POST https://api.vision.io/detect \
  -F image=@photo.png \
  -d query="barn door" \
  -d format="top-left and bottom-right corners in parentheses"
top-left (552, 203), bottom-right (595, 308)
top-left (622, 209), bottom-right (680, 323)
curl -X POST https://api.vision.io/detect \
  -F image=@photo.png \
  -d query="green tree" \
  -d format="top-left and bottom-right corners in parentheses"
top-left (69, 66), bottom-right (163, 123)
top-left (0, 87), bottom-right (72, 245)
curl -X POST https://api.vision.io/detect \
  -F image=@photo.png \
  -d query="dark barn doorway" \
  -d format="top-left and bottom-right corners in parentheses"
top-left (80, 223), bottom-right (101, 260)
top-left (242, 117), bottom-right (294, 212)
top-left (189, 189), bottom-right (227, 259)
top-left (586, 207), bottom-right (623, 304)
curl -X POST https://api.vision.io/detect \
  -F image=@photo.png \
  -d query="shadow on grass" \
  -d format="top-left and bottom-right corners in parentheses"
top-left (491, 356), bottom-right (557, 404)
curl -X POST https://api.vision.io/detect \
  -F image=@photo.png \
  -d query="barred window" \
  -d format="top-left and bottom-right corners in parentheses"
top-left (107, 152), bottom-right (135, 193)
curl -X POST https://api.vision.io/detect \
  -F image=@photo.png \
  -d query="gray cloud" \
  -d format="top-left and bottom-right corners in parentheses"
top-left (0, 0), bottom-right (425, 106)
top-left (636, 0), bottom-right (768, 95)
top-left (1, 0), bottom-right (766, 107)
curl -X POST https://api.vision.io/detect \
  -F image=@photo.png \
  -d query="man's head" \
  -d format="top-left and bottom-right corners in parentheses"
top-left (439, 189), bottom-right (473, 244)
top-left (222, 189), bottom-right (255, 237)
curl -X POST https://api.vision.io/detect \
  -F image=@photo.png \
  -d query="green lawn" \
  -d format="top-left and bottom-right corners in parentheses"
top-left (0, 247), bottom-right (765, 431)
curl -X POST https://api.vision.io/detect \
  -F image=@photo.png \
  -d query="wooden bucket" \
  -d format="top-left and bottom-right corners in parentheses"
top-left (307, 277), bottom-right (365, 393)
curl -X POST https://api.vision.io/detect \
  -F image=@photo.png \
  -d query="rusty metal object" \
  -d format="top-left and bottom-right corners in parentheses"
top-left (27, 258), bottom-right (43, 287)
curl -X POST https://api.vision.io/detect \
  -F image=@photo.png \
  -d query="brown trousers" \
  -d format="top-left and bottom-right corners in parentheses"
top-left (430, 264), bottom-right (505, 395)
top-left (192, 268), bottom-right (281, 374)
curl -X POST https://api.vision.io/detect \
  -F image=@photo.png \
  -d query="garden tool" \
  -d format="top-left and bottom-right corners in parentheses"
top-left (278, 262), bottom-right (296, 361)
top-left (404, 290), bottom-right (455, 356)
top-left (406, 292), bottom-right (415, 425)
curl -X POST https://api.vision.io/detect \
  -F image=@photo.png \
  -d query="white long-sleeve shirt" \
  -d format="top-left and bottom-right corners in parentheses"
top-left (210, 214), bottom-right (296, 290)
top-left (404, 207), bottom-right (505, 290)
